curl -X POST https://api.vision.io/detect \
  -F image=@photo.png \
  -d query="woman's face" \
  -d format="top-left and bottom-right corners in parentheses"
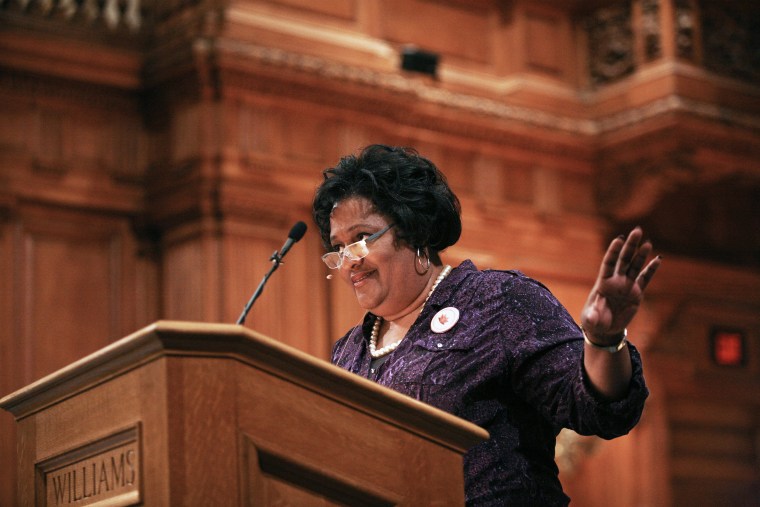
top-left (328, 196), bottom-right (427, 318)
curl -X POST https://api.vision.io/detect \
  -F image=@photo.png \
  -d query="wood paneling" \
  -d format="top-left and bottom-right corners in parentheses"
top-left (0, 210), bottom-right (19, 506)
top-left (23, 223), bottom-right (115, 376)
top-left (163, 226), bottom-right (213, 321)
top-left (262, 0), bottom-right (357, 21)
top-left (379, 0), bottom-right (492, 63)
top-left (13, 206), bottom-right (142, 380)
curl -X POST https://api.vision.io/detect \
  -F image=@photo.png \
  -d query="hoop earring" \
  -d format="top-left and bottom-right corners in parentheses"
top-left (415, 247), bottom-right (431, 275)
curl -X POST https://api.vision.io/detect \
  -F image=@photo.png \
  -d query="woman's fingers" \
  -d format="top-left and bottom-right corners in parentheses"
top-left (636, 255), bottom-right (662, 291)
top-left (599, 235), bottom-right (625, 279)
top-left (626, 240), bottom-right (653, 279)
top-left (600, 227), bottom-right (658, 283)
top-left (584, 229), bottom-right (661, 336)
top-left (615, 227), bottom-right (643, 277)
top-left (599, 227), bottom-right (650, 280)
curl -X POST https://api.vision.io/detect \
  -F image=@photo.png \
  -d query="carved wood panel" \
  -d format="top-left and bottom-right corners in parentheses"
top-left (11, 205), bottom-right (144, 382)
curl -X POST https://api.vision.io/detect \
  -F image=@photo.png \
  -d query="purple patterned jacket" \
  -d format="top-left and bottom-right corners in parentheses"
top-left (331, 261), bottom-right (648, 506)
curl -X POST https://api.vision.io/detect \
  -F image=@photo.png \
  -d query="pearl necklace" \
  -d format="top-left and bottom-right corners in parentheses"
top-left (369, 265), bottom-right (452, 359)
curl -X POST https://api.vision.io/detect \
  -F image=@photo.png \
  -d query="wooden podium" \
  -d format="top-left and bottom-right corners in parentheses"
top-left (0, 321), bottom-right (488, 506)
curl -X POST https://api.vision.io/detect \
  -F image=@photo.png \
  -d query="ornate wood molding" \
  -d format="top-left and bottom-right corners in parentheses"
top-left (215, 41), bottom-right (760, 135)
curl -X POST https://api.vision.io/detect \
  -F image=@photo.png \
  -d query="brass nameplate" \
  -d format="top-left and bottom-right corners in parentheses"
top-left (36, 425), bottom-right (142, 507)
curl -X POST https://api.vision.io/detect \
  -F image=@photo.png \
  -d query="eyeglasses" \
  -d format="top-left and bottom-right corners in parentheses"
top-left (322, 224), bottom-right (395, 269)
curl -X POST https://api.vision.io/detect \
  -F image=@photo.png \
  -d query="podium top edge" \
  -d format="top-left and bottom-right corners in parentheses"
top-left (0, 320), bottom-right (489, 451)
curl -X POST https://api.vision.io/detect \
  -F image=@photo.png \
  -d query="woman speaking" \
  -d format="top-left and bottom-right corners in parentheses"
top-left (312, 144), bottom-right (661, 505)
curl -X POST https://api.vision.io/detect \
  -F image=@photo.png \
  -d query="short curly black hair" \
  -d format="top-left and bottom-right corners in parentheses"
top-left (312, 144), bottom-right (461, 261)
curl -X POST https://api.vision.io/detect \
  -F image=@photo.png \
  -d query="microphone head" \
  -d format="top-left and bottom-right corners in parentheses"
top-left (289, 221), bottom-right (308, 242)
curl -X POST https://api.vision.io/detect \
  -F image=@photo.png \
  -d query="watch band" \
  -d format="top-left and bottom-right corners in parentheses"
top-left (582, 327), bottom-right (628, 353)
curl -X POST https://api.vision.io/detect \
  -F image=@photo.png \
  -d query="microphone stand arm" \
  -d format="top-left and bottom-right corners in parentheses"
top-left (236, 250), bottom-right (284, 326)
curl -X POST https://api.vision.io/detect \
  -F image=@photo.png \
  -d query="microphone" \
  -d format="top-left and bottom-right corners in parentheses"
top-left (273, 221), bottom-right (307, 263)
top-left (236, 221), bottom-right (308, 325)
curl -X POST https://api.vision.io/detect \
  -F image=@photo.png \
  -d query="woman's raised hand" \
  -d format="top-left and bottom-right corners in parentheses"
top-left (581, 227), bottom-right (662, 344)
